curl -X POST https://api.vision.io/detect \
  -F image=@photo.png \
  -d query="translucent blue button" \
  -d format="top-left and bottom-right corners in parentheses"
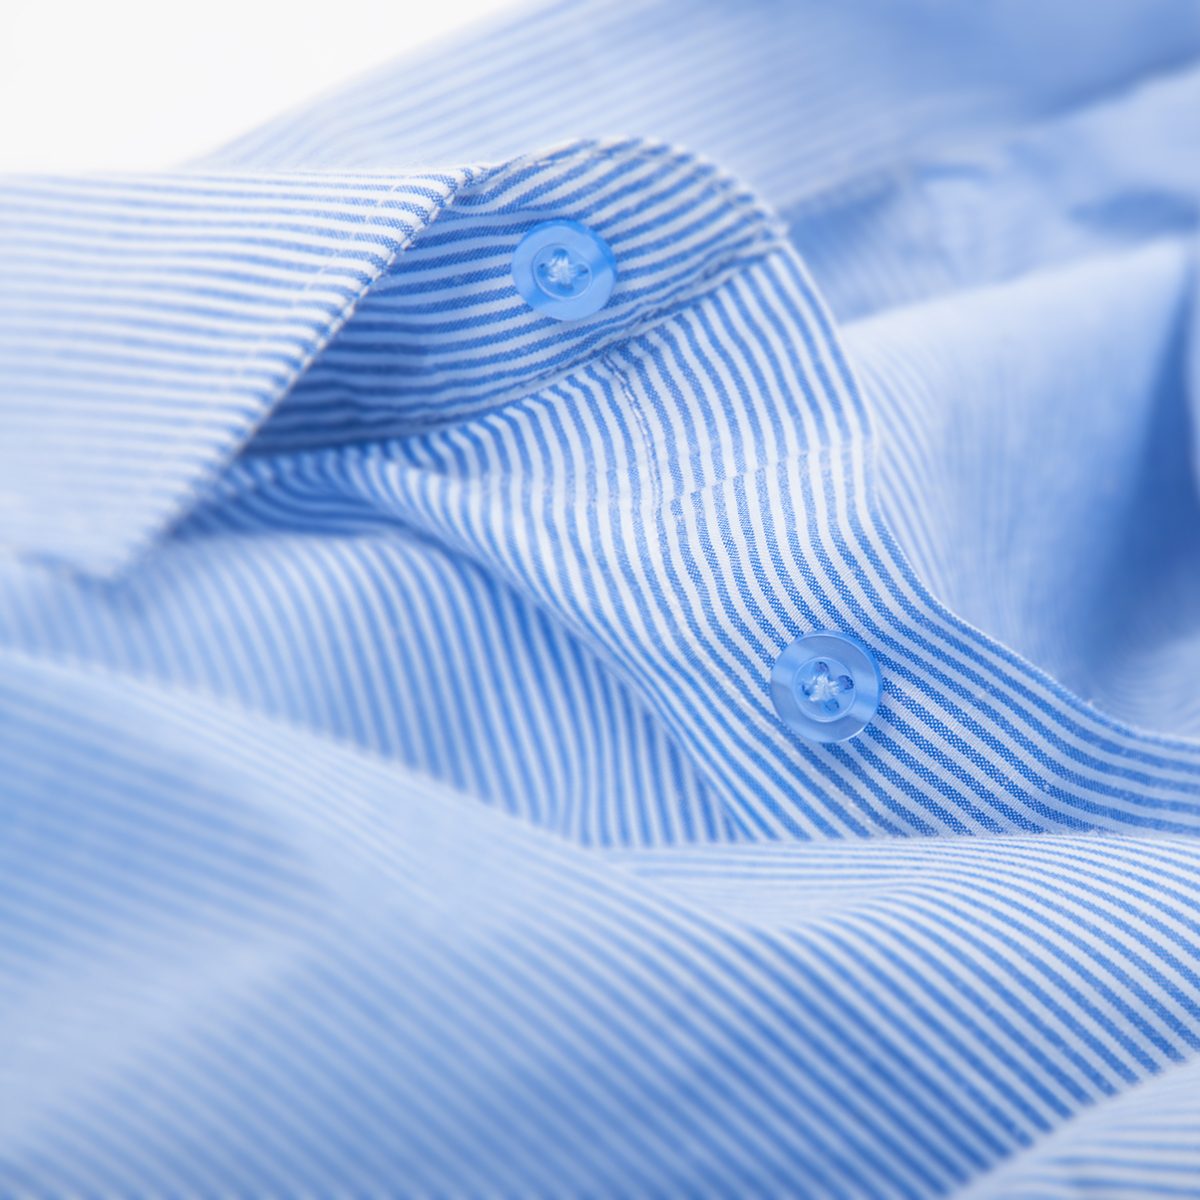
top-left (512, 220), bottom-right (617, 322)
top-left (771, 629), bottom-right (882, 744)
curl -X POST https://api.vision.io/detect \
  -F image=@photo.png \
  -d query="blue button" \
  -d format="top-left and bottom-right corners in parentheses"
top-left (512, 220), bottom-right (617, 322)
top-left (771, 630), bottom-right (882, 744)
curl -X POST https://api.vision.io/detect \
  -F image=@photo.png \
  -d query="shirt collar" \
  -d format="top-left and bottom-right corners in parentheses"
top-left (0, 168), bottom-right (476, 576)
top-left (0, 142), bottom-right (783, 578)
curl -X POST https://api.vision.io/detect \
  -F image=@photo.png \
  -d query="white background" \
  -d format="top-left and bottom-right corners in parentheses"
top-left (0, 0), bottom-right (520, 172)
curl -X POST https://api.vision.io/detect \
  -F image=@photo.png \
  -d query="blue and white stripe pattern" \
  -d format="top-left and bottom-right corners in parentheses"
top-left (2, 0), bottom-right (1200, 1193)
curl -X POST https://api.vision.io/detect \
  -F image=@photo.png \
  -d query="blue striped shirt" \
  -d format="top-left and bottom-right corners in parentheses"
top-left (2, 1), bottom-right (1200, 1194)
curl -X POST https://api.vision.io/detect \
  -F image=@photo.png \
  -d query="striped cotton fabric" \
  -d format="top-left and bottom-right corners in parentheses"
top-left (2, 1), bottom-right (1200, 1195)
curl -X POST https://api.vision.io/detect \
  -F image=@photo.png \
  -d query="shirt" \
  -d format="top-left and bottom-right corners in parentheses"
top-left (2, 1), bottom-right (1200, 1194)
